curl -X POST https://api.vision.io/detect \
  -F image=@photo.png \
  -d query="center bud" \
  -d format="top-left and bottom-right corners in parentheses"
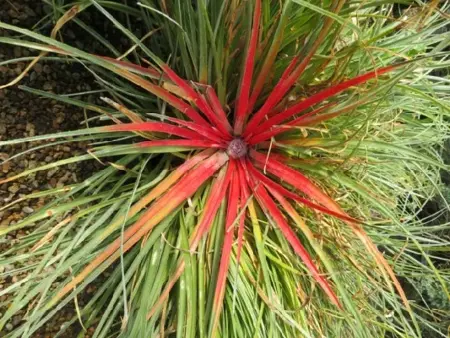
top-left (227, 138), bottom-right (248, 159)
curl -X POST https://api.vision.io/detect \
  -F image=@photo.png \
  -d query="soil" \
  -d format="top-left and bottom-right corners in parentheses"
top-left (0, 1), bottom-right (110, 336)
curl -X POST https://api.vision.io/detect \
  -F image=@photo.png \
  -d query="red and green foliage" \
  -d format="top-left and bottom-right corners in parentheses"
top-left (0, 0), bottom-right (449, 337)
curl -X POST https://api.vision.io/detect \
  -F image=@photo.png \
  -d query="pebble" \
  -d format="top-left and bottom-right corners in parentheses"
top-left (28, 160), bottom-right (37, 169)
top-left (43, 82), bottom-right (53, 91)
top-left (47, 168), bottom-right (58, 178)
top-left (12, 316), bottom-right (22, 326)
top-left (22, 206), bottom-right (34, 214)
top-left (2, 161), bottom-right (11, 173)
top-left (8, 184), bottom-right (19, 194)
top-left (43, 65), bottom-right (51, 74)
top-left (26, 123), bottom-right (35, 137)
top-left (0, 1), bottom-right (115, 334)
top-left (34, 63), bottom-right (43, 74)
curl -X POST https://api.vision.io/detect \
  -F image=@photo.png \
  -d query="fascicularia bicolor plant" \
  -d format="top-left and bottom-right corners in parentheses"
top-left (0, 0), bottom-right (449, 337)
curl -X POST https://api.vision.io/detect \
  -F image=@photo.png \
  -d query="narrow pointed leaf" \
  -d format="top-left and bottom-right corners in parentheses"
top-left (146, 162), bottom-right (235, 319)
top-left (137, 139), bottom-right (226, 149)
top-left (49, 151), bottom-right (229, 307)
top-left (103, 122), bottom-right (203, 139)
top-left (250, 150), bottom-right (342, 212)
top-left (246, 162), bottom-right (358, 223)
top-left (210, 167), bottom-right (240, 335)
top-left (205, 86), bottom-right (233, 133)
top-left (248, 1), bottom-right (291, 112)
top-left (250, 151), bottom-right (411, 310)
top-left (233, 0), bottom-right (261, 135)
top-left (244, 1), bottom-right (345, 136)
top-left (248, 103), bottom-right (336, 144)
top-left (252, 64), bottom-right (401, 134)
top-left (164, 116), bottom-right (227, 143)
top-left (160, 64), bottom-right (232, 138)
top-left (113, 67), bottom-right (210, 127)
top-left (243, 160), bottom-right (342, 308)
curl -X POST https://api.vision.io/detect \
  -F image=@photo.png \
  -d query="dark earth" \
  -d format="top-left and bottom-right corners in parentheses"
top-left (0, 0), bottom-right (113, 336)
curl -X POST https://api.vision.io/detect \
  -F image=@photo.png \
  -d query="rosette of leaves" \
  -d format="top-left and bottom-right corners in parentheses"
top-left (0, 1), bottom-right (449, 337)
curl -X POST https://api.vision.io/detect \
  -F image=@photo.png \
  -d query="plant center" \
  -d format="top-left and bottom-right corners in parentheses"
top-left (227, 138), bottom-right (248, 159)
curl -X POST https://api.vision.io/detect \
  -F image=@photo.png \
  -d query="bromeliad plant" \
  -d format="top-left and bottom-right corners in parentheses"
top-left (0, 0), bottom-right (449, 337)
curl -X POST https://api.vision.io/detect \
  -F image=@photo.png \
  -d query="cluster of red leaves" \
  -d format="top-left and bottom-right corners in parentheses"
top-left (51, 0), bottom-right (411, 331)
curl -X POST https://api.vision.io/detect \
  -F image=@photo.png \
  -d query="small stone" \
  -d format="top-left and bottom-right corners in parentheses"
top-left (22, 206), bottom-right (34, 214)
top-left (28, 160), bottom-right (37, 169)
top-left (8, 184), bottom-right (19, 194)
top-left (24, 6), bottom-right (36, 17)
top-left (47, 168), bottom-right (58, 178)
top-left (34, 63), bottom-right (43, 74)
top-left (7, 9), bottom-right (19, 19)
top-left (12, 316), bottom-right (21, 326)
top-left (26, 123), bottom-right (35, 137)
top-left (55, 115), bottom-right (65, 124)
top-left (13, 47), bottom-right (21, 58)
top-left (15, 65), bottom-right (23, 75)
top-left (5, 323), bottom-right (13, 331)
top-left (2, 162), bottom-right (10, 173)
top-left (43, 65), bottom-right (51, 74)
top-left (43, 82), bottom-right (53, 91)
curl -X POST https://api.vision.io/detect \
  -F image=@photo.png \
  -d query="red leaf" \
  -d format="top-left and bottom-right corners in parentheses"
top-left (164, 116), bottom-right (227, 143)
top-left (247, 103), bottom-right (335, 144)
top-left (160, 64), bottom-right (232, 138)
top-left (250, 152), bottom-right (411, 310)
top-left (233, 0), bottom-right (261, 135)
top-left (246, 162), bottom-right (358, 223)
top-left (243, 55), bottom-right (299, 136)
top-left (251, 64), bottom-right (398, 135)
top-left (236, 163), bottom-right (250, 264)
top-left (243, 159), bottom-right (342, 308)
top-left (210, 168), bottom-right (240, 333)
top-left (250, 150), bottom-right (342, 213)
top-left (248, 9), bottom-right (290, 113)
top-left (103, 122), bottom-right (202, 139)
top-left (113, 68), bottom-right (209, 127)
top-left (205, 86), bottom-right (233, 133)
top-left (54, 151), bottom-right (229, 304)
top-left (147, 160), bottom-right (235, 320)
top-left (99, 56), bottom-right (164, 80)
top-left (137, 139), bottom-right (226, 149)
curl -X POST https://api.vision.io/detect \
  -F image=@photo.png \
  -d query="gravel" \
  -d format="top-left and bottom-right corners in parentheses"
top-left (0, 0), bottom-right (113, 336)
